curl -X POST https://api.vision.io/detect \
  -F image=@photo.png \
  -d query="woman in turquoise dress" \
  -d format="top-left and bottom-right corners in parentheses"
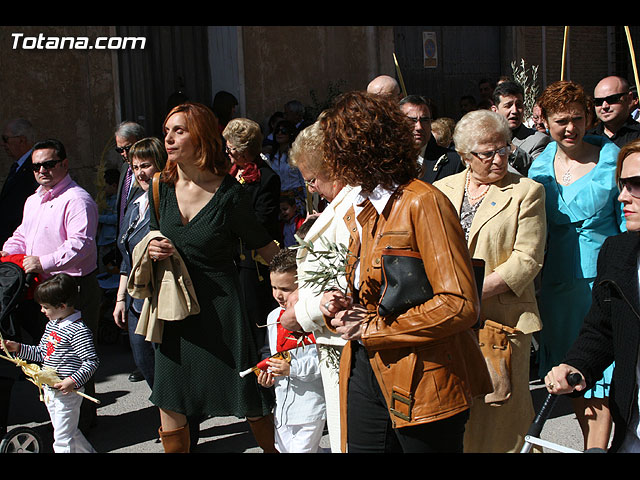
top-left (146, 102), bottom-right (280, 453)
top-left (528, 81), bottom-right (625, 451)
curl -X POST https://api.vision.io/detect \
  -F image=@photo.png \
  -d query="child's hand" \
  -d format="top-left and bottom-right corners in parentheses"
top-left (256, 370), bottom-right (275, 388)
top-left (267, 357), bottom-right (290, 377)
top-left (2, 340), bottom-right (20, 353)
top-left (54, 377), bottom-right (77, 395)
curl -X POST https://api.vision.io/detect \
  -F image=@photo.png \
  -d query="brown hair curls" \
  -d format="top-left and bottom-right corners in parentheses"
top-left (161, 102), bottom-right (230, 184)
top-left (537, 81), bottom-right (589, 120)
top-left (319, 91), bottom-right (420, 192)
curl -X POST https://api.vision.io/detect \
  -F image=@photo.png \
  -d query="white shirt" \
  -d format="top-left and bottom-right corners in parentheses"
top-left (352, 184), bottom-right (398, 289)
top-left (265, 307), bottom-right (326, 426)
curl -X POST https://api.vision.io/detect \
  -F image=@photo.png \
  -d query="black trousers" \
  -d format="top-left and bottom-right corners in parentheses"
top-left (347, 341), bottom-right (469, 453)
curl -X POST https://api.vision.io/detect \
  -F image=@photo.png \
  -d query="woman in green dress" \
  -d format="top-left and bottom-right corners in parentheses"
top-left (147, 102), bottom-right (280, 453)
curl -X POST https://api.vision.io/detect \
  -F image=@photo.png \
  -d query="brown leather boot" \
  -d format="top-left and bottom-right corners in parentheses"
top-left (247, 414), bottom-right (279, 453)
top-left (158, 424), bottom-right (191, 453)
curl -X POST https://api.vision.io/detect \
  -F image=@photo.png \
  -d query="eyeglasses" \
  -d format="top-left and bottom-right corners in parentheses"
top-left (407, 116), bottom-right (432, 124)
top-left (594, 92), bottom-right (629, 107)
top-left (276, 127), bottom-right (293, 135)
top-left (31, 158), bottom-right (63, 172)
top-left (225, 145), bottom-right (239, 156)
top-left (618, 176), bottom-right (640, 198)
top-left (469, 145), bottom-right (511, 162)
top-left (115, 144), bottom-right (132, 155)
top-left (1, 135), bottom-right (22, 143)
top-left (304, 177), bottom-right (317, 188)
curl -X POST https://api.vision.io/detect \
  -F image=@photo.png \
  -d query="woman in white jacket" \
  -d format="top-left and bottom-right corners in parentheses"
top-left (280, 120), bottom-right (360, 452)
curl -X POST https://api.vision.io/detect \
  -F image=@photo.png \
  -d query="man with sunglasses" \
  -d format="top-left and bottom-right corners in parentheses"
top-left (1, 138), bottom-right (100, 434)
top-left (0, 118), bottom-right (38, 247)
top-left (588, 76), bottom-right (640, 148)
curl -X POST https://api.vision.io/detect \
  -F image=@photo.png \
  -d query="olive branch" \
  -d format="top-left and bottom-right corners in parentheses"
top-left (292, 234), bottom-right (356, 296)
top-left (291, 234), bottom-right (357, 371)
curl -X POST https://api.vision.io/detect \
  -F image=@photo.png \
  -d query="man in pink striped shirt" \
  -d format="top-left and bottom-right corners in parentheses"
top-left (2, 139), bottom-right (98, 278)
top-left (1, 138), bottom-right (100, 433)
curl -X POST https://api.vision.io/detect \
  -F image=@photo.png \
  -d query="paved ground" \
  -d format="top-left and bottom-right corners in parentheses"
top-left (4, 334), bottom-right (598, 454)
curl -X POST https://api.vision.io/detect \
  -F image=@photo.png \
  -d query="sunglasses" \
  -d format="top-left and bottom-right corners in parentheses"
top-left (618, 176), bottom-right (640, 198)
top-left (115, 144), bottom-right (132, 155)
top-left (470, 145), bottom-right (511, 162)
top-left (594, 92), bottom-right (629, 107)
top-left (407, 116), bottom-right (432, 124)
top-left (31, 158), bottom-right (63, 172)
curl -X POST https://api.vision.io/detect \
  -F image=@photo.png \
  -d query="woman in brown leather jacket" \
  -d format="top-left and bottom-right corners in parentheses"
top-left (319, 91), bottom-right (492, 453)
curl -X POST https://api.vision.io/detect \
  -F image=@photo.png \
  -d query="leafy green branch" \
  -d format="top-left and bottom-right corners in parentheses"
top-left (292, 234), bottom-right (355, 296)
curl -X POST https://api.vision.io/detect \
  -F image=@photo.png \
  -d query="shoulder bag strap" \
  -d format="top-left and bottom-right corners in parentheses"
top-left (152, 171), bottom-right (161, 221)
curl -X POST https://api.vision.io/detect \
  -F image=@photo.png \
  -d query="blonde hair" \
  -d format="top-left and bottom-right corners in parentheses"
top-left (222, 118), bottom-right (263, 158)
top-left (289, 120), bottom-right (325, 174)
top-left (431, 117), bottom-right (455, 147)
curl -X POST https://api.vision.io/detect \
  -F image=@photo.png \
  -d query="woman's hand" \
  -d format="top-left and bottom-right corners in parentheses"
top-left (319, 290), bottom-right (352, 318)
top-left (330, 304), bottom-right (368, 341)
top-left (113, 300), bottom-right (127, 329)
top-left (148, 238), bottom-right (174, 261)
top-left (256, 241), bottom-right (280, 266)
top-left (544, 363), bottom-right (587, 394)
top-left (113, 275), bottom-right (128, 329)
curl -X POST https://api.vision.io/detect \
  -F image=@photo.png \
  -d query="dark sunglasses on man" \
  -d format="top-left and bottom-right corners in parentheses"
top-left (115, 144), bottom-right (132, 155)
top-left (618, 176), bottom-right (640, 198)
top-left (593, 91), bottom-right (629, 107)
top-left (31, 158), bottom-right (63, 172)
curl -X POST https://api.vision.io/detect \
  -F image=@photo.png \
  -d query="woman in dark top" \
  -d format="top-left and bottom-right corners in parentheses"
top-left (222, 117), bottom-right (281, 354)
top-left (545, 139), bottom-right (640, 452)
top-left (113, 137), bottom-right (167, 388)
top-left (147, 102), bottom-right (280, 453)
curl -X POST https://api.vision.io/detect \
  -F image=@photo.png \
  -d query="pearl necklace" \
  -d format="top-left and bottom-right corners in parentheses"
top-left (465, 171), bottom-right (490, 202)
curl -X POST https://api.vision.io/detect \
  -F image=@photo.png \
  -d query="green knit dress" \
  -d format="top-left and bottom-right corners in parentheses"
top-left (148, 175), bottom-right (275, 418)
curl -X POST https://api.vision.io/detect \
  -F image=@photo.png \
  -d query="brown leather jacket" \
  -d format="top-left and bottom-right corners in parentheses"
top-left (327, 179), bottom-right (492, 451)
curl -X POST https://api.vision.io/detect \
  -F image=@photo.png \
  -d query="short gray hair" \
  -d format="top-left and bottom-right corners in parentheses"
top-left (453, 110), bottom-right (512, 159)
top-left (4, 118), bottom-right (35, 144)
top-left (114, 121), bottom-right (145, 142)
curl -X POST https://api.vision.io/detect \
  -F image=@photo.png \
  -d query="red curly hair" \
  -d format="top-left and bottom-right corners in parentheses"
top-left (320, 91), bottom-right (420, 192)
top-left (161, 102), bottom-right (230, 184)
top-left (537, 80), bottom-right (589, 120)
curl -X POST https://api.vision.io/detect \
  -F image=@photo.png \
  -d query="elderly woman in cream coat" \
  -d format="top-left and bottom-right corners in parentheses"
top-left (278, 120), bottom-right (360, 453)
top-left (434, 109), bottom-right (547, 453)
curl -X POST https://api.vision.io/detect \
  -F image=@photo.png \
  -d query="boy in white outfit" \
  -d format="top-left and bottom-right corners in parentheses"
top-left (3, 273), bottom-right (99, 453)
top-left (257, 248), bottom-right (326, 453)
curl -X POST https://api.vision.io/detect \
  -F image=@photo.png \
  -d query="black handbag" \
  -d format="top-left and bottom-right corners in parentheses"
top-left (378, 248), bottom-right (485, 328)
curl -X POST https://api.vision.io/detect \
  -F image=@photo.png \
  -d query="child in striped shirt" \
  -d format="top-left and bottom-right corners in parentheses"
top-left (3, 273), bottom-right (99, 453)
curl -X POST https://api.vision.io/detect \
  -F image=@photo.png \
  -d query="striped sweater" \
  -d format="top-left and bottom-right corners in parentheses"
top-left (19, 310), bottom-right (99, 388)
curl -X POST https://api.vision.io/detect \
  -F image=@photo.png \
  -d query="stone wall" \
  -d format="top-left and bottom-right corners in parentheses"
top-left (0, 26), bottom-right (119, 197)
top-left (241, 26), bottom-right (394, 127)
